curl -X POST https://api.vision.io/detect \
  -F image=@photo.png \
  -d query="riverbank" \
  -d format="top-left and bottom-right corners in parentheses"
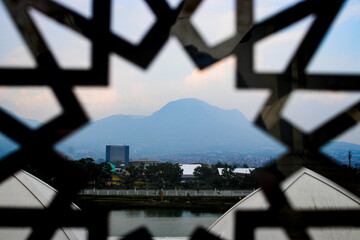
top-left (75, 195), bottom-right (241, 212)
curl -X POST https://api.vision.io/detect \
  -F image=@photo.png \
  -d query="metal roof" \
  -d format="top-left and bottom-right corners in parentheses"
top-left (217, 168), bottom-right (254, 175)
top-left (0, 170), bottom-right (87, 239)
top-left (180, 164), bottom-right (202, 176)
top-left (209, 168), bottom-right (360, 240)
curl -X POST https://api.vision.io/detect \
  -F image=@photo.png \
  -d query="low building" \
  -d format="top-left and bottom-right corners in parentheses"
top-left (180, 164), bottom-right (202, 180)
top-left (128, 159), bottom-right (160, 170)
top-left (216, 168), bottom-right (254, 177)
top-left (108, 162), bottom-right (116, 172)
top-left (107, 172), bottom-right (124, 186)
top-left (209, 167), bottom-right (360, 240)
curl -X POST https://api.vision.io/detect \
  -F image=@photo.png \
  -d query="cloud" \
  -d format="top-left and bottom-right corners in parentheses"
top-left (2, 0), bottom-right (359, 135)
top-left (0, 87), bottom-right (62, 122)
top-left (0, 45), bottom-right (35, 67)
top-left (0, 37), bottom-right (269, 122)
top-left (184, 58), bottom-right (231, 88)
top-left (73, 39), bottom-right (269, 121)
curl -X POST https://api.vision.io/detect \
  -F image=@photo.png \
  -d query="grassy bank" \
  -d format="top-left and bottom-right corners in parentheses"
top-left (75, 195), bottom-right (241, 212)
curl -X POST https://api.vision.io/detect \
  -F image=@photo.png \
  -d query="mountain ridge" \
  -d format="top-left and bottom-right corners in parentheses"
top-left (55, 98), bottom-right (285, 162)
top-left (0, 98), bottom-right (359, 167)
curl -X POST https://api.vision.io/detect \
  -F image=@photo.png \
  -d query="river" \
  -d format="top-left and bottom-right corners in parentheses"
top-left (108, 209), bottom-right (224, 237)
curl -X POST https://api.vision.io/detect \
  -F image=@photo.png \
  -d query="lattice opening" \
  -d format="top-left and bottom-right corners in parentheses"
top-left (191, 0), bottom-right (236, 47)
top-left (111, 0), bottom-right (156, 45)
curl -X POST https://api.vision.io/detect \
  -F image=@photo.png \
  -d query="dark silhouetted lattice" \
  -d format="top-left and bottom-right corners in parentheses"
top-left (0, 0), bottom-right (359, 239)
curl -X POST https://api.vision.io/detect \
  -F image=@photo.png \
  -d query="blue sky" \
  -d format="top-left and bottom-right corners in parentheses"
top-left (0, 0), bottom-right (360, 145)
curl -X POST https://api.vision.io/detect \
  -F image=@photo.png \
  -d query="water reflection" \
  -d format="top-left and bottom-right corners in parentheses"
top-left (124, 209), bottom-right (142, 218)
top-left (109, 209), bottom-right (223, 237)
top-left (143, 208), bottom-right (182, 218)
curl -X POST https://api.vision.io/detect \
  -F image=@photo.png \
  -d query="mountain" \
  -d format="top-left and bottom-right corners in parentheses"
top-left (55, 98), bottom-right (286, 162)
top-left (2, 98), bottom-right (359, 166)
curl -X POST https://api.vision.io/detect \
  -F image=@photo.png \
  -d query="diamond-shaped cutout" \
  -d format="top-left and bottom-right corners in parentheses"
top-left (28, 8), bottom-right (91, 69)
top-left (0, 132), bottom-right (20, 160)
top-left (282, 90), bottom-right (360, 133)
top-left (191, 0), bottom-right (236, 47)
top-left (0, 1), bottom-right (36, 67)
top-left (52, 0), bottom-right (93, 19)
top-left (254, 15), bottom-right (315, 73)
top-left (0, 87), bottom-right (62, 130)
top-left (321, 123), bottom-right (360, 168)
top-left (307, 0), bottom-right (360, 74)
top-left (111, 0), bottom-right (156, 45)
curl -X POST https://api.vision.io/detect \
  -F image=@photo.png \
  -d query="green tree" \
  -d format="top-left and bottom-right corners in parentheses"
top-left (145, 163), bottom-right (183, 188)
top-left (213, 162), bottom-right (234, 169)
top-left (162, 163), bottom-right (183, 187)
top-left (222, 166), bottom-right (237, 188)
top-left (145, 164), bottom-right (162, 187)
top-left (72, 158), bottom-right (112, 187)
top-left (194, 166), bottom-right (213, 183)
top-left (97, 162), bottom-right (112, 182)
top-left (124, 165), bottom-right (143, 188)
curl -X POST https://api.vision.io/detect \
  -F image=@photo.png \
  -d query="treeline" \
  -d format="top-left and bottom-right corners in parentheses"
top-left (23, 158), bottom-right (112, 189)
top-left (125, 163), bottom-right (183, 188)
top-left (193, 163), bottom-right (258, 189)
top-left (124, 162), bottom-right (259, 189)
top-left (71, 158), bottom-right (112, 188)
top-left (24, 158), bottom-right (259, 190)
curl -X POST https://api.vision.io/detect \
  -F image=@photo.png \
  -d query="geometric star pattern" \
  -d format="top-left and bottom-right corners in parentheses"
top-left (0, 0), bottom-right (359, 239)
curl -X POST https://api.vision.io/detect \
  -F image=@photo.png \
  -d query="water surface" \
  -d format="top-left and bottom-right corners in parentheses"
top-left (109, 209), bottom-right (223, 237)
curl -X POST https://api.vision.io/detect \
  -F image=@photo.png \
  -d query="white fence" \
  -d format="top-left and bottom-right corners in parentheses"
top-left (80, 189), bottom-right (254, 197)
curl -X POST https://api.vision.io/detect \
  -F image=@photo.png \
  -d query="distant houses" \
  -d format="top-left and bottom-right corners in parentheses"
top-left (128, 159), bottom-right (160, 171)
top-left (107, 172), bottom-right (124, 187)
top-left (179, 164), bottom-right (254, 180)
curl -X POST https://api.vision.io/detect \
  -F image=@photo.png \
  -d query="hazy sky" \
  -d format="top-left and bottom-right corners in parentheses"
top-left (1, 0), bottom-right (360, 145)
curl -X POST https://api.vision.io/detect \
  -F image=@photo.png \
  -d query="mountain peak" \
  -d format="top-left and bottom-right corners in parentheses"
top-left (163, 98), bottom-right (210, 108)
top-left (152, 98), bottom-right (220, 116)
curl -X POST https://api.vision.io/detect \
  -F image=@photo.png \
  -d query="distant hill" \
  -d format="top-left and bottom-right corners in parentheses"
top-left (1, 99), bottom-right (360, 167)
top-left (55, 98), bottom-right (286, 162)
top-left (321, 142), bottom-right (360, 167)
